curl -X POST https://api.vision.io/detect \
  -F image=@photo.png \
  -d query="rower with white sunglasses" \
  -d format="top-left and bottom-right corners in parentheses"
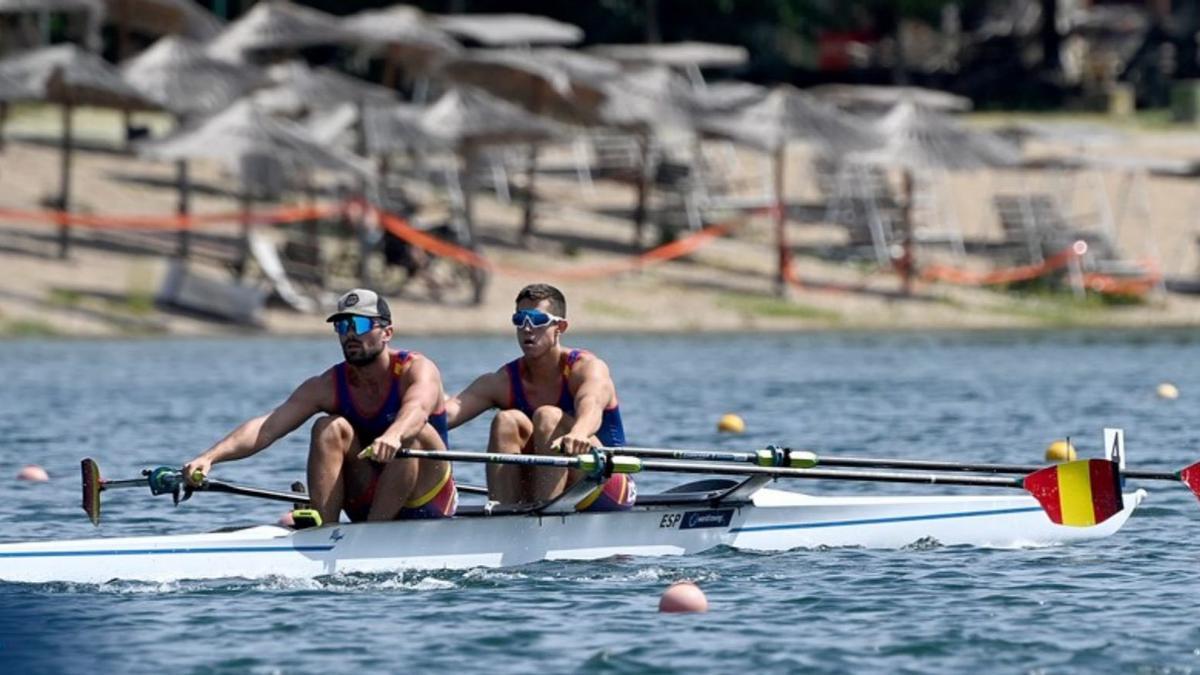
top-left (446, 283), bottom-right (634, 510)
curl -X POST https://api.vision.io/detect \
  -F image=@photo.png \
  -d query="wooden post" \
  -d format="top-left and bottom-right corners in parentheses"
top-left (57, 103), bottom-right (73, 259)
top-left (900, 168), bottom-right (915, 296)
top-left (520, 142), bottom-right (539, 242)
top-left (774, 145), bottom-right (790, 296)
top-left (176, 159), bottom-right (191, 258)
top-left (236, 189), bottom-right (251, 279)
top-left (632, 132), bottom-right (650, 248)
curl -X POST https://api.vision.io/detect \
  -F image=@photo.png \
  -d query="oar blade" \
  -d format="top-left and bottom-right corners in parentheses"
top-left (1178, 461), bottom-right (1200, 501)
top-left (81, 458), bottom-right (101, 526)
top-left (1024, 459), bottom-right (1124, 527)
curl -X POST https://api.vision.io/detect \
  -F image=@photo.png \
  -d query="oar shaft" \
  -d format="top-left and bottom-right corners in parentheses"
top-left (394, 449), bottom-right (1026, 489)
top-left (615, 446), bottom-right (1181, 481)
top-left (635, 458), bottom-right (1025, 489)
top-left (201, 480), bottom-right (309, 505)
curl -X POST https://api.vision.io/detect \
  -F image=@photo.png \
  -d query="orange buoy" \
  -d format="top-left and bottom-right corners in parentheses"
top-left (16, 465), bottom-right (49, 482)
top-left (658, 581), bottom-right (708, 613)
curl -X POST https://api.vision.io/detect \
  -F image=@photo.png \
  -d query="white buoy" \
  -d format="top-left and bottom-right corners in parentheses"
top-left (1157, 383), bottom-right (1179, 400)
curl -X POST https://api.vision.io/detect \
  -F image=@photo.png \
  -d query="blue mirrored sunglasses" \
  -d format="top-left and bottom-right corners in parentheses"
top-left (333, 316), bottom-right (379, 336)
top-left (511, 309), bottom-right (563, 329)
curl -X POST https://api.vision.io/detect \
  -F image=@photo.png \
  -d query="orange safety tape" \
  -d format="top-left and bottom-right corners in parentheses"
top-left (0, 204), bottom-right (343, 230)
top-left (374, 205), bottom-right (734, 281)
top-left (921, 244), bottom-right (1160, 297)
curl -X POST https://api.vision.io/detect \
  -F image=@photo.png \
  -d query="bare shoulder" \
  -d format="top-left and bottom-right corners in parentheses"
top-left (568, 349), bottom-right (612, 380)
top-left (293, 367), bottom-right (337, 412)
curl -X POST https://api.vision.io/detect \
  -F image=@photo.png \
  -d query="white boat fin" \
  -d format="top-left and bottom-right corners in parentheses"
top-left (713, 475), bottom-right (774, 504)
top-left (1104, 428), bottom-right (1126, 471)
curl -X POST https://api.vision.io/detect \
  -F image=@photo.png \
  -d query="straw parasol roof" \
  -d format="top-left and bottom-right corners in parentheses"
top-left (854, 100), bottom-right (1020, 170)
top-left (701, 84), bottom-right (881, 154)
top-left (104, 0), bottom-right (223, 40)
top-left (362, 102), bottom-right (429, 155)
top-left (690, 80), bottom-right (767, 114)
top-left (207, 0), bottom-right (358, 63)
top-left (420, 86), bottom-right (566, 148)
top-left (809, 84), bottom-right (972, 114)
top-left (121, 35), bottom-right (263, 116)
top-left (141, 98), bottom-right (371, 178)
top-left (435, 13), bottom-right (583, 46)
top-left (0, 43), bottom-right (154, 108)
top-left (587, 42), bottom-right (749, 70)
top-left (254, 61), bottom-right (396, 115)
top-left (342, 4), bottom-right (460, 71)
top-left (596, 65), bottom-right (699, 140)
top-left (437, 48), bottom-right (618, 125)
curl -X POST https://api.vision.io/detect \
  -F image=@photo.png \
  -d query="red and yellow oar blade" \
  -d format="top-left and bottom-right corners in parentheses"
top-left (1024, 459), bottom-right (1124, 527)
top-left (81, 458), bottom-right (102, 526)
top-left (1178, 461), bottom-right (1200, 502)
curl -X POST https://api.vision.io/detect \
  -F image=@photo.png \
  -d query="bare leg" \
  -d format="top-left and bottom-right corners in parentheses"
top-left (487, 409), bottom-right (533, 503)
top-left (308, 416), bottom-right (374, 525)
top-left (366, 423), bottom-right (449, 521)
top-left (529, 406), bottom-right (576, 501)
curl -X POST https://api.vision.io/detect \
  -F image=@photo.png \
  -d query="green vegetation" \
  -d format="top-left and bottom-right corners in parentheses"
top-left (584, 299), bottom-right (642, 320)
top-left (2, 319), bottom-right (59, 337)
top-left (989, 290), bottom-right (1115, 327)
top-left (717, 292), bottom-right (841, 322)
top-left (48, 288), bottom-right (82, 307)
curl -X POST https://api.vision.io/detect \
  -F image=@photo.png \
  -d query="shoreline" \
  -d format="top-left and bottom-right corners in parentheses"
top-left (4, 105), bottom-right (1200, 337)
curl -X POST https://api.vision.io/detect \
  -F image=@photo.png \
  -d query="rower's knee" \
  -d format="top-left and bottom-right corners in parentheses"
top-left (531, 405), bottom-right (564, 431)
top-left (490, 409), bottom-right (531, 448)
top-left (310, 415), bottom-right (354, 456)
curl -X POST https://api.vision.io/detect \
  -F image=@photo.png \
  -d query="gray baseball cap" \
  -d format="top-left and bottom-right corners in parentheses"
top-left (326, 289), bottom-right (392, 322)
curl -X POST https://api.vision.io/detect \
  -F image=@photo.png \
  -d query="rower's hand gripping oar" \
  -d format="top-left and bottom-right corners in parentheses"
top-left (360, 448), bottom-right (1126, 527)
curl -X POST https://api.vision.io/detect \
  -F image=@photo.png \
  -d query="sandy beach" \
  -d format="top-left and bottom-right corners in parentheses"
top-left (4, 103), bottom-right (1200, 337)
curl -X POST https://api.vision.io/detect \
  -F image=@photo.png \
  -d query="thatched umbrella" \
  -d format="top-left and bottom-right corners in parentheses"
top-left (590, 65), bottom-right (703, 244)
top-left (207, 0), bottom-right (358, 63)
top-left (141, 98), bottom-right (371, 275)
top-left (255, 61), bottom-right (396, 117)
top-left (418, 87), bottom-right (565, 245)
top-left (851, 100), bottom-right (1021, 294)
top-left (702, 84), bottom-right (882, 295)
top-left (587, 41), bottom-right (748, 89)
top-left (105, 0), bottom-right (223, 62)
top-left (437, 48), bottom-right (619, 240)
top-left (122, 35), bottom-right (263, 116)
top-left (122, 35), bottom-right (265, 256)
top-left (434, 13), bottom-right (583, 47)
top-left (809, 84), bottom-right (972, 115)
top-left (0, 43), bottom-right (157, 257)
top-left (341, 4), bottom-right (460, 86)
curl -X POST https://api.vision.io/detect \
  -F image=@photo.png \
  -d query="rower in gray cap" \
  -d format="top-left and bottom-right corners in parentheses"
top-left (183, 289), bottom-right (457, 525)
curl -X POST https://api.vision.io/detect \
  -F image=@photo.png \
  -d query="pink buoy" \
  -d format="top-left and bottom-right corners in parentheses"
top-left (658, 581), bottom-right (708, 613)
top-left (16, 465), bottom-right (49, 482)
top-left (277, 511), bottom-right (296, 527)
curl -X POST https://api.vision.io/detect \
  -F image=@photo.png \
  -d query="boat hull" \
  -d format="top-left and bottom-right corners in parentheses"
top-left (0, 488), bottom-right (1147, 584)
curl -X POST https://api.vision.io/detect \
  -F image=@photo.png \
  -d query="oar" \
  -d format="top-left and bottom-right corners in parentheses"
top-left (81, 458), bottom-right (488, 526)
top-left (610, 445), bottom-right (1200, 501)
top-left (362, 448), bottom-right (1125, 527)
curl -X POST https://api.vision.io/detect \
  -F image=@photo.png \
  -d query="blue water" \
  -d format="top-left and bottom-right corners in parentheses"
top-left (1, 330), bottom-right (1198, 673)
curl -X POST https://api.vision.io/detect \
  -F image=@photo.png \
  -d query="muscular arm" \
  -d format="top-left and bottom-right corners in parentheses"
top-left (184, 373), bottom-right (330, 481)
top-left (555, 357), bottom-right (616, 454)
top-left (371, 357), bottom-right (444, 458)
top-left (444, 370), bottom-right (507, 429)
